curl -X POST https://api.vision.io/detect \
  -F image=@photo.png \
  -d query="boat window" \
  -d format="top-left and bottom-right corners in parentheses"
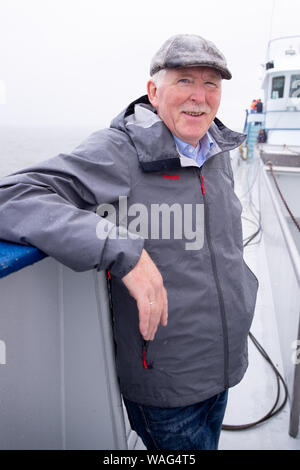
top-left (271, 76), bottom-right (285, 99)
top-left (289, 74), bottom-right (300, 98)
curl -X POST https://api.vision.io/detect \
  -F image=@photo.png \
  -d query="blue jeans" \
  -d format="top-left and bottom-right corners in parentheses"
top-left (123, 390), bottom-right (228, 450)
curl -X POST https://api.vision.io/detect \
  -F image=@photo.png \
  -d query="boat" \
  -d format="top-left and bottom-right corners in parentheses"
top-left (242, 35), bottom-right (300, 162)
top-left (0, 36), bottom-right (300, 450)
top-left (228, 35), bottom-right (300, 446)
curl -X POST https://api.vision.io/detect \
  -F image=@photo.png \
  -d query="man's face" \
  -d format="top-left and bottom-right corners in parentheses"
top-left (147, 66), bottom-right (222, 147)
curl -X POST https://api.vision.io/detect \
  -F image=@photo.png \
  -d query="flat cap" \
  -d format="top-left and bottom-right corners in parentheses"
top-left (150, 34), bottom-right (232, 80)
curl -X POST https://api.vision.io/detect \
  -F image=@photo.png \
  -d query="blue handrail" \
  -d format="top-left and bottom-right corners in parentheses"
top-left (243, 109), bottom-right (249, 134)
top-left (0, 240), bottom-right (47, 279)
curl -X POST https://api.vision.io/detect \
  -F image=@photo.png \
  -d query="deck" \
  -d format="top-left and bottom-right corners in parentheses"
top-left (133, 152), bottom-right (300, 450)
top-left (219, 155), bottom-right (300, 450)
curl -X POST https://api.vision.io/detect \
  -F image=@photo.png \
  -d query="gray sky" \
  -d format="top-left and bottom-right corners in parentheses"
top-left (1, 0), bottom-right (300, 131)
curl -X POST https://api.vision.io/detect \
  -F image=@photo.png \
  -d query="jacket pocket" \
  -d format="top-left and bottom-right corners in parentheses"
top-left (142, 339), bottom-right (157, 370)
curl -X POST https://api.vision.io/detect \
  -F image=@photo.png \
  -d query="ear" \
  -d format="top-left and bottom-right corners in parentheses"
top-left (147, 80), bottom-right (159, 108)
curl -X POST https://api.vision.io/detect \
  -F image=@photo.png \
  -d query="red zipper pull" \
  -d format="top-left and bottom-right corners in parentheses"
top-left (201, 175), bottom-right (206, 195)
top-left (142, 346), bottom-right (148, 369)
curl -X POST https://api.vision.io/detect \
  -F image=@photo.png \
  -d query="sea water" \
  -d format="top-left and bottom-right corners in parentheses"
top-left (0, 125), bottom-right (100, 178)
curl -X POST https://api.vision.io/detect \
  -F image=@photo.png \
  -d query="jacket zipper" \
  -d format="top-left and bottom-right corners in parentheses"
top-left (142, 339), bottom-right (153, 369)
top-left (142, 340), bottom-right (148, 369)
top-left (197, 169), bottom-right (229, 389)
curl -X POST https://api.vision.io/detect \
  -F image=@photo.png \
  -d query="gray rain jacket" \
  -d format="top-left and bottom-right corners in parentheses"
top-left (0, 95), bottom-right (258, 407)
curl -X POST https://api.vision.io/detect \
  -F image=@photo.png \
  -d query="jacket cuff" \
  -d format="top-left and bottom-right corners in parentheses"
top-left (99, 231), bottom-right (145, 279)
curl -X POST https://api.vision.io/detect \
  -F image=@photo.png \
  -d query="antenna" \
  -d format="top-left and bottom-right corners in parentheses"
top-left (269, 0), bottom-right (276, 42)
top-left (267, 0), bottom-right (276, 60)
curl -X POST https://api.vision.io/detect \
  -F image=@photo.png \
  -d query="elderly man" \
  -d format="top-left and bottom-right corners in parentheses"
top-left (0, 34), bottom-right (258, 450)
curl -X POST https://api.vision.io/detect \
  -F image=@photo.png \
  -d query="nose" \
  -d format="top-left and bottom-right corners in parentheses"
top-left (189, 84), bottom-right (206, 103)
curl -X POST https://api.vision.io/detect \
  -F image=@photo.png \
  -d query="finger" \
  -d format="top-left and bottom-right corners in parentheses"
top-left (148, 296), bottom-right (164, 339)
top-left (148, 286), bottom-right (166, 339)
top-left (137, 297), bottom-right (151, 339)
top-left (147, 304), bottom-right (159, 340)
top-left (161, 288), bottom-right (168, 326)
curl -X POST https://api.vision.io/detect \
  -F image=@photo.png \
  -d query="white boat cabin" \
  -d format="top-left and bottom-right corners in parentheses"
top-left (261, 36), bottom-right (300, 146)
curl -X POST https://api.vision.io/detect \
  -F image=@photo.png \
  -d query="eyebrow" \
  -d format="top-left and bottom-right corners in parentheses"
top-left (176, 70), bottom-right (221, 81)
top-left (175, 71), bottom-right (196, 79)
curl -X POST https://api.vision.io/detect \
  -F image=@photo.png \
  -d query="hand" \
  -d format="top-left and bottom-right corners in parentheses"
top-left (122, 249), bottom-right (168, 340)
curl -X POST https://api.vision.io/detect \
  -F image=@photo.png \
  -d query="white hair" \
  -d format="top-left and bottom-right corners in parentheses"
top-left (150, 69), bottom-right (167, 89)
top-left (150, 67), bottom-right (222, 89)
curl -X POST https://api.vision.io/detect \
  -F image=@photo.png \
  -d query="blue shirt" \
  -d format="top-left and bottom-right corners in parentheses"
top-left (173, 132), bottom-right (214, 168)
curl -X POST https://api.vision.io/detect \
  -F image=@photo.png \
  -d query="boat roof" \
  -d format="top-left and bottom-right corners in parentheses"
top-left (266, 35), bottom-right (300, 73)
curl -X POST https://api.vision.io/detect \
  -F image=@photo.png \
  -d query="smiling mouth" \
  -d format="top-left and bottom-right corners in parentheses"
top-left (182, 111), bottom-right (205, 117)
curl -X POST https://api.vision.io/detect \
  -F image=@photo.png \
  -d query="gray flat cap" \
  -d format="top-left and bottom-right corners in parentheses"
top-left (150, 34), bottom-right (232, 80)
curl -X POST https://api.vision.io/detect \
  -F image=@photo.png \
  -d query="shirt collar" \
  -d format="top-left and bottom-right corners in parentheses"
top-left (172, 132), bottom-right (214, 161)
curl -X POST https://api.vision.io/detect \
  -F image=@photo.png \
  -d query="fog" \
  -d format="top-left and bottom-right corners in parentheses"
top-left (1, 0), bottom-right (300, 131)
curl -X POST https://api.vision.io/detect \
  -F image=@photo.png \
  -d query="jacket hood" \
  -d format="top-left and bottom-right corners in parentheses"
top-left (110, 95), bottom-right (246, 172)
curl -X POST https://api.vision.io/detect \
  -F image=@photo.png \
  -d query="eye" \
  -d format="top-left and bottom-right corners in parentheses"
top-left (205, 81), bottom-right (219, 88)
top-left (178, 78), bottom-right (191, 84)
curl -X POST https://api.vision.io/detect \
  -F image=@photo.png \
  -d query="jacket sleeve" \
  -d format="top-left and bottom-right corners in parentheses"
top-left (0, 128), bottom-right (144, 277)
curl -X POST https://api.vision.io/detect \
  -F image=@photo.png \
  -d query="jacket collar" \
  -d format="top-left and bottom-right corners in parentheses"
top-left (112, 95), bottom-right (246, 172)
